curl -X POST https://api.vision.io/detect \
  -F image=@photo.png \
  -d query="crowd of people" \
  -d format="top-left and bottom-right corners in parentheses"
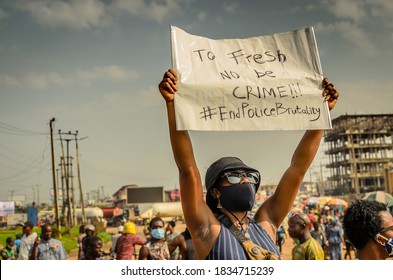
top-left (1, 217), bottom-right (196, 260)
top-left (1, 69), bottom-right (392, 261)
top-left (1, 198), bottom-right (392, 261)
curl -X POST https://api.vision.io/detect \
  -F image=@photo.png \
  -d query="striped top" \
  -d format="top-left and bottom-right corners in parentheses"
top-left (291, 237), bottom-right (324, 260)
top-left (206, 219), bottom-right (280, 260)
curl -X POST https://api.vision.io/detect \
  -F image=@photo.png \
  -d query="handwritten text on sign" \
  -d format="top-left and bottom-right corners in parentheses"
top-left (171, 26), bottom-right (331, 131)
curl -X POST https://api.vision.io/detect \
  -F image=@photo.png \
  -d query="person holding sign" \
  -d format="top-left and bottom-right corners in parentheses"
top-left (158, 69), bottom-right (338, 260)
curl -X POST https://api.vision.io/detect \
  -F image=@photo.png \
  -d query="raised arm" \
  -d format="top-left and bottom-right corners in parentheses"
top-left (158, 70), bottom-right (219, 259)
top-left (255, 78), bottom-right (339, 233)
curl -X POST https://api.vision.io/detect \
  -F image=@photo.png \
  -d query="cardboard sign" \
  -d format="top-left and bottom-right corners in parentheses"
top-left (171, 26), bottom-right (331, 131)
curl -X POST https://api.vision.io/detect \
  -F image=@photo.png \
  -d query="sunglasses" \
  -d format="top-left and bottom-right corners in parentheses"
top-left (379, 225), bottom-right (393, 234)
top-left (221, 171), bottom-right (260, 185)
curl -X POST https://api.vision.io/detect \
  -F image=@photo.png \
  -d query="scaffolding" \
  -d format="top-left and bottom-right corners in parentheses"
top-left (324, 114), bottom-right (393, 197)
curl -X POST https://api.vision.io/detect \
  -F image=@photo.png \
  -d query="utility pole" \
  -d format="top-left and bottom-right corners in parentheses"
top-left (59, 160), bottom-right (66, 225)
top-left (101, 186), bottom-right (105, 203)
top-left (66, 138), bottom-right (74, 226)
top-left (59, 131), bottom-right (71, 229)
top-left (49, 118), bottom-right (61, 235)
top-left (97, 188), bottom-right (100, 205)
top-left (36, 185), bottom-right (40, 207)
top-left (68, 157), bottom-right (77, 226)
top-left (9, 190), bottom-right (15, 201)
top-left (75, 131), bottom-right (87, 225)
top-left (59, 130), bottom-right (87, 226)
top-left (31, 185), bottom-right (36, 204)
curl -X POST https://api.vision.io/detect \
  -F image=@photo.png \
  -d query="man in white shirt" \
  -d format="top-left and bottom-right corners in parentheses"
top-left (18, 221), bottom-right (37, 260)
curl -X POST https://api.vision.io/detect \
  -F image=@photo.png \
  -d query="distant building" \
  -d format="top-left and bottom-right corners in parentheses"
top-left (111, 184), bottom-right (167, 208)
top-left (324, 114), bottom-right (393, 196)
top-left (111, 184), bottom-right (139, 208)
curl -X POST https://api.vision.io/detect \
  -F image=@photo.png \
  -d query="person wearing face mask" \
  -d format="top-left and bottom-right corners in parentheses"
top-left (343, 199), bottom-right (393, 260)
top-left (138, 217), bottom-right (170, 260)
top-left (158, 69), bottom-right (339, 260)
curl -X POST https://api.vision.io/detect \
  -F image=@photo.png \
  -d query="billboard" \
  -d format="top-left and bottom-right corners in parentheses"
top-left (127, 186), bottom-right (164, 204)
top-left (50, 187), bottom-right (63, 201)
top-left (0, 201), bottom-right (15, 217)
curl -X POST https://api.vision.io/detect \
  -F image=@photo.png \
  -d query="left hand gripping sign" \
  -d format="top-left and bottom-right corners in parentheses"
top-left (170, 26), bottom-right (332, 131)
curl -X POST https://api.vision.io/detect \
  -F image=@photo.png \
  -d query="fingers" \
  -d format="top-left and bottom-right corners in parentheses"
top-left (322, 77), bottom-right (329, 88)
top-left (159, 69), bottom-right (178, 94)
top-left (323, 88), bottom-right (339, 102)
top-left (322, 77), bottom-right (339, 102)
top-left (321, 77), bottom-right (340, 111)
top-left (164, 69), bottom-right (178, 81)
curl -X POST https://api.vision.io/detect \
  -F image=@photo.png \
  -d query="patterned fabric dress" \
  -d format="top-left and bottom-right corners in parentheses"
top-left (144, 240), bottom-right (170, 260)
top-left (292, 237), bottom-right (324, 260)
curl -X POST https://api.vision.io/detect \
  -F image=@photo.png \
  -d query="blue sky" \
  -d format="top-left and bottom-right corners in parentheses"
top-left (1, 0), bottom-right (392, 203)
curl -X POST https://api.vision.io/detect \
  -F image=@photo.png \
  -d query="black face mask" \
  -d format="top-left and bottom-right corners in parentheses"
top-left (216, 183), bottom-right (256, 212)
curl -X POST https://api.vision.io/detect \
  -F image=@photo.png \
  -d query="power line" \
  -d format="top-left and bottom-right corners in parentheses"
top-left (0, 141), bottom-right (51, 181)
top-left (0, 121), bottom-right (46, 136)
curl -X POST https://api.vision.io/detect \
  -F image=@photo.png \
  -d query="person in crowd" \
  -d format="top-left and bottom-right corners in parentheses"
top-left (166, 220), bottom-right (180, 260)
top-left (18, 221), bottom-right (38, 260)
top-left (343, 231), bottom-right (354, 260)
top-left (158, 69), bottom-right (339, 259)
top-left (310, 221), bottom-right (326, 252)
top-left (81, 236), bottom-right (104, 260)
top-left (1, 237), bottom-right (17, 260)
top-left (143, 218), bottom-right (152, 240)
top-left (288, 211), bottom-right (324, 260)
top-left (326, 217), bottom-right (344, 260)
top-left (276, 225), bottom-right (286, 254)
top-left (81, 224), bottom-right (95, 258)
top-left (77, 225), bottom-right (86, 260)
top-left (115, 222), bottom-right (146, 260)
top-left (14, 233), bottom-right (22, 257)
top-left (168, 228), bottom-right (196, 260)
top-left (138, 217), bottom-right (170, 260)
top-left (343, 199), bottom-right (393, 260)
top-left (111, 225), bottom-right (123, 259)
top-left (30, 224), bottom-right (67, 260)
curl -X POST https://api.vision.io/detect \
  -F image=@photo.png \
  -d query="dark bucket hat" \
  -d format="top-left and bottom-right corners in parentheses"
top-left (205, 156), bottom-right (260, 211)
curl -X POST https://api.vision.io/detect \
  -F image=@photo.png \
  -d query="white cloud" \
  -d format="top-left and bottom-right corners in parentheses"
top-left (14, 0), bottom-right (112, 31)
top-left (0, 75), bottom-right (20, 87)
top-left (321, 0), bottom-right (393, 26)
top-left (76, 65), bottom-right (139, 86)
top-left (327, 0), bottom-right (366, 23)
top-left (12, 0), bottom-right (191, 30)
top-left (0, 66), bottom-right (138, 90)
top-left (315, 21), bottom-right (376, 55)
top-left (0, 8), bottom-right (9, 20)
top-left (223, 3), bottom-right (238, 14)
top-left (365, 0), bottom-right (393, 27)
top-left (197, 11), bottom-right (206, 22)
top-left (24, 71), bottom-right (74, 89)
top-left (112, 0), bottom-right (191, 24)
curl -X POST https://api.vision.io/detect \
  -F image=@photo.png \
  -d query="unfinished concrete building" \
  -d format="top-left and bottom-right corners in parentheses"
top-left (324, 114), bottom-right (393, 197)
